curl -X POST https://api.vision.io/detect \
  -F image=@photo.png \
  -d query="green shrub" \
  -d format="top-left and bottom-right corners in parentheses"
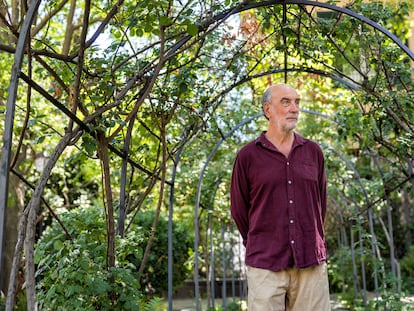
top-left (35, 207), bottom-right (192, 309)
top-left (133, 210), bottom-right (193, 296)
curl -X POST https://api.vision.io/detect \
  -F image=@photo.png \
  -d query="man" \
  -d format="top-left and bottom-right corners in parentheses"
top-left (230, 84), bottom-right (330, 311)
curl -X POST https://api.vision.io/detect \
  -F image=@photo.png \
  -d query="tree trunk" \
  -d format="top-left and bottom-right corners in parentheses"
top-left (1, 158), bottom-right (25, 296)
top-left (97, 133), bottom-right (116, 303)
top-left (6, 130), bottom-right (79, 310)
top-left (62, 0), bottom-right (76, 55)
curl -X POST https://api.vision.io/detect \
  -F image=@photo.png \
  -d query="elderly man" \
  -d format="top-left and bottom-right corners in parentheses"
top-left (230, 84), bottom-right (330, 311)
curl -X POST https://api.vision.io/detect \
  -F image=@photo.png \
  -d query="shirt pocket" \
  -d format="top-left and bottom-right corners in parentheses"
top-left (298, 162), bottom-right (318, 181)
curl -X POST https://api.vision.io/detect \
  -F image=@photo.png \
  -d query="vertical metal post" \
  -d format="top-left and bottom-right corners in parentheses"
top-left (221, 222), bottom-right (227, 310)
top-left (168, 138), bottom-right (187, 311)
top-left (283, 3), bottom-right (288, 83)
top-left (0, 0), bottom-right (42, 284)
top-left (209, 213), bottom-right (215, 309)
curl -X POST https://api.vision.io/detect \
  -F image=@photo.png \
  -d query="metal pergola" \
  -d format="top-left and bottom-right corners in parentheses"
top-left (1, 1), bottom-right (414, 310)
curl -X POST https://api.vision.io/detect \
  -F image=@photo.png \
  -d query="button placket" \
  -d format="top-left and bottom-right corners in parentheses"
top-left (286, 160), bottom-right (296, 248)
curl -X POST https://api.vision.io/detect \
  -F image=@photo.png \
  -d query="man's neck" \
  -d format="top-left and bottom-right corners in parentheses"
top-left (266, 128), bottom-right (295, 147)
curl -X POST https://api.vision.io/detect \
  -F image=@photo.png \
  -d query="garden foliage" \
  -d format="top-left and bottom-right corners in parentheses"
top-left (35, 207), bottom-right (192, 309)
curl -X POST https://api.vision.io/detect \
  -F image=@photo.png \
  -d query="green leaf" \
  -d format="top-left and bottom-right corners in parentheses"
top-left (159, 16), bottom-right (172, 26)
top-left (36, 135), bottom-right (46, 144)
top-left (81, 135), bottom-right (97, 156)
top-left (28, 118), bottom-right (37, 127)
top-left (186, 24), bottom-right (198, 36)
top-left (53, 239), bottom-right (63, 250)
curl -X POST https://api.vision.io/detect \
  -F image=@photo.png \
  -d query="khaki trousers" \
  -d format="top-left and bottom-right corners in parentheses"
top-left (246, 263), bottom-right (331, 311)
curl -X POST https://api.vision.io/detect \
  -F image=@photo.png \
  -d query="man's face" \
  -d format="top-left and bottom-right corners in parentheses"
top-left (264, 85), bottom-right (300, 133)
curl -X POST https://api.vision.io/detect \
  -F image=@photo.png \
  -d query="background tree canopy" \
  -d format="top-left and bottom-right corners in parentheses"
top-left (0, 0), bottom-right (413, 310)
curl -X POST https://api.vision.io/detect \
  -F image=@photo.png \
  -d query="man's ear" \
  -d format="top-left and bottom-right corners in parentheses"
top-left (263, 102), bottom-right (271, 119)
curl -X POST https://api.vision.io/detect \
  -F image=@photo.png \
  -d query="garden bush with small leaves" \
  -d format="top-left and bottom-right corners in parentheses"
top-left (35, 206), bottom-right (192, 310)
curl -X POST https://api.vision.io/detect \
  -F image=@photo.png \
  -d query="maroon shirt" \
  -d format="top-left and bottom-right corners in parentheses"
top-left (230, 132), bottom-right (327, 271)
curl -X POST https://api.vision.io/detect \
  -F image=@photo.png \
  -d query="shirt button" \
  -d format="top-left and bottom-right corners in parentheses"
top-left (289, 200), bottom-right (293, 204)
top-left (291, 240), bottom-right (295, 244)
top-left (287, 162), bottom-right (290, 165)
top-left (290, 220), bottom-right (294, 224)
top-left (288, 180), bottom-right (292, 184)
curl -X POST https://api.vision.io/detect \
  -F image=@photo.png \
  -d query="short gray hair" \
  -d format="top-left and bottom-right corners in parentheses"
top-left (261, 87), bottom-right (272, 107)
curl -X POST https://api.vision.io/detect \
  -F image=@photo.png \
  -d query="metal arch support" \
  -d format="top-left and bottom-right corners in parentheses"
top-left (0, 0), bottom-right (42, 284)
top-left (221, 0), bottom-right (414, 61)
top-left (165, 0), bottom-right (414, 76)
top-left (167, 130), bottom-right (192, 311)
top-left (318, 143), bottom-right (378, 303)
top-left (294, 0), bottom-right (414, 62)
top-left (256, 68), bottom-right (361, 91)
top-left (0, 0), bottom-right (410, 305)
top-left (283, 3), bottom-right (288, 83)
top-left (216, 67), bottom-right (360, 113)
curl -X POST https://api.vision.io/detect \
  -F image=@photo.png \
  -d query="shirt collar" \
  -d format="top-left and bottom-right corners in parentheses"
top-left (255, 131), bottom-right (308, 147)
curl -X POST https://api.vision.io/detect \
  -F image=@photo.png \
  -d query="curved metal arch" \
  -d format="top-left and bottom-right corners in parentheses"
top-left (240, 67), bottom-right (361, 91)
top-left (0, 0), bottom-right (42, 285)
top-left (1, 0), bottom-right (413, 307)
top-left (216, 0), bottom-right (414, 61)
top-left (206, 66), bottom-right (360, 125)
